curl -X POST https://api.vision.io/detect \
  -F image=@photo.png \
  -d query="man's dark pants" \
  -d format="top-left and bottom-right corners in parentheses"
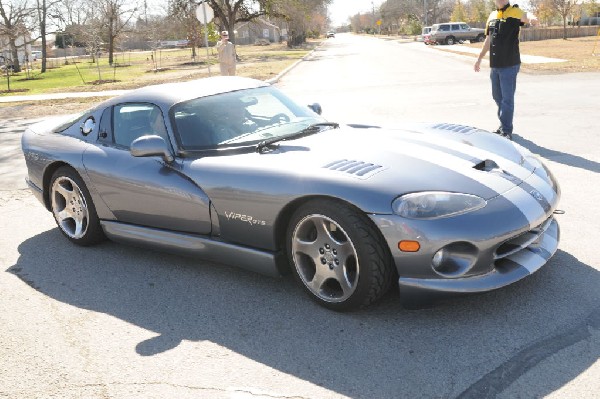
top-left (490, 63), bottom-right (520, 135)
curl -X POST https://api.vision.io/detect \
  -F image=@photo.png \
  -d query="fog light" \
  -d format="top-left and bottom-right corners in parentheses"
top-left (399, 240), bottom-right (420, 252)
top-left (432, 248), bottom-right (446, 270)
top-left (430, 242), bottom-right (479, 277)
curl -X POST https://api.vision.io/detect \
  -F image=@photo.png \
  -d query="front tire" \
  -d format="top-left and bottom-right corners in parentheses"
top-left (286, 199), bottom-right (394, 311)
top-left (50, 166), bottom-right (105, 246)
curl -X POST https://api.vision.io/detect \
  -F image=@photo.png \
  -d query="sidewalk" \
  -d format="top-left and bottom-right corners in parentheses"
top-left (430, 44), bottom-right (567, 64)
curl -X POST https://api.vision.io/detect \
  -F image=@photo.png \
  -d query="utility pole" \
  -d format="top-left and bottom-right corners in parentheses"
top-left (424, 0), bottom-right (428, 26)
top-left (372, 1), bottom-right (376, 33)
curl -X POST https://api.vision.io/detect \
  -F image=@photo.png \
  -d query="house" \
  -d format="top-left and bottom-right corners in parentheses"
top-left (0, 28), bottom-right (32, 65)
top-left (235, 18), bottom-right (281, 45)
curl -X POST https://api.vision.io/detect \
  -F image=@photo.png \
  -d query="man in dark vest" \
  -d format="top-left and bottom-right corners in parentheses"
top-left (474, 0), bottom-right (537, 140)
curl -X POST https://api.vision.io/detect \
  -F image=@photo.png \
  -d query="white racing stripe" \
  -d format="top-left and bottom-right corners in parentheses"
top-left (383, 138), bottom-right (517, 195)
top-left (396, 132), bottom-right (534, 181)
top-left (540, 220), bottom-right (559, 251)
top-left (507, 249), bottom-right (548, 274)
top-left (506, 219), bottom-right (559, 273)
top-left (379, 138), bottom-right (550, 227)
top-left (525, 172), bottom-right (557, 206)
top-left (502, 185), bottom-right (547, 228)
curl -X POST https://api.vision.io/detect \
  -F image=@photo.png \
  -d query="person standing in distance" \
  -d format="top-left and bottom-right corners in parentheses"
top-left (216, 30), bottom-right (236, 76)
top-left (474, 1), bottom-right (536, 140)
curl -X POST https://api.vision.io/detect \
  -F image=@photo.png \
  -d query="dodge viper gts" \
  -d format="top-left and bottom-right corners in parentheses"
top-left (21, 76), bottom-right (561, 310)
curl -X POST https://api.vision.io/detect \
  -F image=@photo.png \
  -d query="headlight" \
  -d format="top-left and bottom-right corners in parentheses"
top-left (392, 192), bottom-right (487, 219)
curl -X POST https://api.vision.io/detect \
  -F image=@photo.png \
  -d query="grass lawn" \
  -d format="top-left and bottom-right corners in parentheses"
top-left (455, 36), bottom-right (600, 73)
top-left (0, 41), bottom-right (317, 96)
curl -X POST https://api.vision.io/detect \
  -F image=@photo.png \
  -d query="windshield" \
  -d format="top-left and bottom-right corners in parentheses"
top-left (170, 86), bottom-right (326, 150)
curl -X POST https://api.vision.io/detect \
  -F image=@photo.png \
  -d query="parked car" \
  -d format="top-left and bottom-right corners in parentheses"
top-left (429, 22), bottom-right (485, 45)
top-left (21, 77), bottom-right (561, 311)
top-left (31, 50), bottom-right (42, 61)
top-left (419, 26), bottom-right (432, 43)
top-left (326, 31), bottom-right (335, 38)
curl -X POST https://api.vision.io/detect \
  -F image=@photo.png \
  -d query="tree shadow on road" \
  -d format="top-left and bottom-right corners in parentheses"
top-left (514, 134), bottom-right (600, 174)
top-left (7, 229), bottom-right (600, 398)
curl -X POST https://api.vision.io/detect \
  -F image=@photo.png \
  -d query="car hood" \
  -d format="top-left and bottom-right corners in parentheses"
top-left (189, 123), bottom-right (539, 203)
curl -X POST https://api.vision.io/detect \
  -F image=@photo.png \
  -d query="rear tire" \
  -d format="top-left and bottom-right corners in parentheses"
top-left (50, 166), bottom-right (105, 246)
top-left (445, 36), bottom-right (456, 45)
top-left (286, 199), bottom-right (394, 311)
top-left (477, 34), bottom-right (485, 42)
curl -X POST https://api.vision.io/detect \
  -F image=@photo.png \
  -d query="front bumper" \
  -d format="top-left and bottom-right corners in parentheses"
top-left (397, 217), bottom-right (559, 302)
top-left (369, 168), bottom-right (561, 303)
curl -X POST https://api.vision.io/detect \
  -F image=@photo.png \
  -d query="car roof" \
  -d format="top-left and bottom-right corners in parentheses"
top-left (99, 76), bottom-right (270, 110)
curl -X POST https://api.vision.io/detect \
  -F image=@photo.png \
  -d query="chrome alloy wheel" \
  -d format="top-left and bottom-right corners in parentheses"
top-left (291, 214), bottom-right (360, 303)
top-left (51, 176), bottom-right (89, 239)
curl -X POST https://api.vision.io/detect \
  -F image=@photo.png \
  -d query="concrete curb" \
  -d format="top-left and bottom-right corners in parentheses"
top-left (265, 42), bottom-right (323, 85)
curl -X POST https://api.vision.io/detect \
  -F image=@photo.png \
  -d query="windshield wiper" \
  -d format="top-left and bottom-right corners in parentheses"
top-left (256, 122), bottom-right (339, 153)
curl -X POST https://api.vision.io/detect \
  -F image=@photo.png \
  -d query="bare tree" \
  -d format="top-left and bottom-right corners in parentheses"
top-left (0, 0), bottom-right (34, 73)
top-left (35, 0), bottom-right (61, 72)
top-left (201, 0), bottom-right (285, 45)
top-left (278, 0), bottom-right (331, 45)
top-left (550, 0), bottom-right (576, 38)
top-left (97, 0), bottom-right (138, 65)
top-left (169, 0), bottom-right (203, 58)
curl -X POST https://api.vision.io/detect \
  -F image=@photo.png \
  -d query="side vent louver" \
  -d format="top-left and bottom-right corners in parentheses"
top-left (433, 123), bottom-right (480, 134)
top-left (323, 159), bottom-right (385, 178)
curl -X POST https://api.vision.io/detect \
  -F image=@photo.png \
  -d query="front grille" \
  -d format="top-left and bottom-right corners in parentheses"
top-left (323, 159), bottom-right (385, 178)
top-left (495, 217), bottom-right (554, 260)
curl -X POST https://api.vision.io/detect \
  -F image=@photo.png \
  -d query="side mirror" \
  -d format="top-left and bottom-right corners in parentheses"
top-left (130, 135), bottom-right (174, 163)
top-left (308, 103), bottom-right (322, 115)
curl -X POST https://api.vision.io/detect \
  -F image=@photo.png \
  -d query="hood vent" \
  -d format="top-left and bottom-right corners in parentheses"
top-left (433, 123), bottom-right (481, 134)
top-left (323, 159), bottom-right (385, 178)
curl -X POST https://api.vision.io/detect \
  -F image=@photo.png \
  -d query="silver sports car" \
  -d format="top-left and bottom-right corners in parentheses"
top-left (21, 77), bottom-right (560, 310)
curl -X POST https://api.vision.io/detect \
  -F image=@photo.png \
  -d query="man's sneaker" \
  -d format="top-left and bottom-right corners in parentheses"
top-left (492, 127), bottom-right (512, 140)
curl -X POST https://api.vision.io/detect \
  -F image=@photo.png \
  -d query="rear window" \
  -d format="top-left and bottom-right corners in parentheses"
top-left (439, 25), bottom-right (450, 31)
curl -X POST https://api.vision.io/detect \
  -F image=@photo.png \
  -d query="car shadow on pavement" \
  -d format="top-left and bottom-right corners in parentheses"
top-left (8, 229), bottom-right (600, 398)
top-left (514, 135), bottom-right (600, 174)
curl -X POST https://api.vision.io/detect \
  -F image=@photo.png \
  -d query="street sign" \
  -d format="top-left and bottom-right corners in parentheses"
top-left (195, 3), bottom-right (214, 23)
top-left (376, 19), bottom-right (382, 26)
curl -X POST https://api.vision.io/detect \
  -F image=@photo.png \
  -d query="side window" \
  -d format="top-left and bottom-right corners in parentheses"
top-left (451, 24), bottom-right (460, 31)
top-left (98, 107), bottom-right (112, 143)
top-left (440, 25), bottom-right (449, 31)
top-left (113, 103), bottom-right (168, 148)
top-left (461, 24), bottom-right (469, 30)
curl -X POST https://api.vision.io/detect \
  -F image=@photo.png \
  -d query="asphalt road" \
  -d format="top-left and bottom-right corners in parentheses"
top-left (1, 33), bottom-right (598, 398)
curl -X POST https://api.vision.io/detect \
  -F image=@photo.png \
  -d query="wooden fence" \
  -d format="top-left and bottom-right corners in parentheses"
top-left (519, 26), bottom-right (599, 41)
top-left (467, 23), bottom-right (598, 41)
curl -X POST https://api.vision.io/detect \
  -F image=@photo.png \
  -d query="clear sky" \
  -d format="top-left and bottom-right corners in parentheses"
top-left (329, 0), bottom-right (385, 27)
